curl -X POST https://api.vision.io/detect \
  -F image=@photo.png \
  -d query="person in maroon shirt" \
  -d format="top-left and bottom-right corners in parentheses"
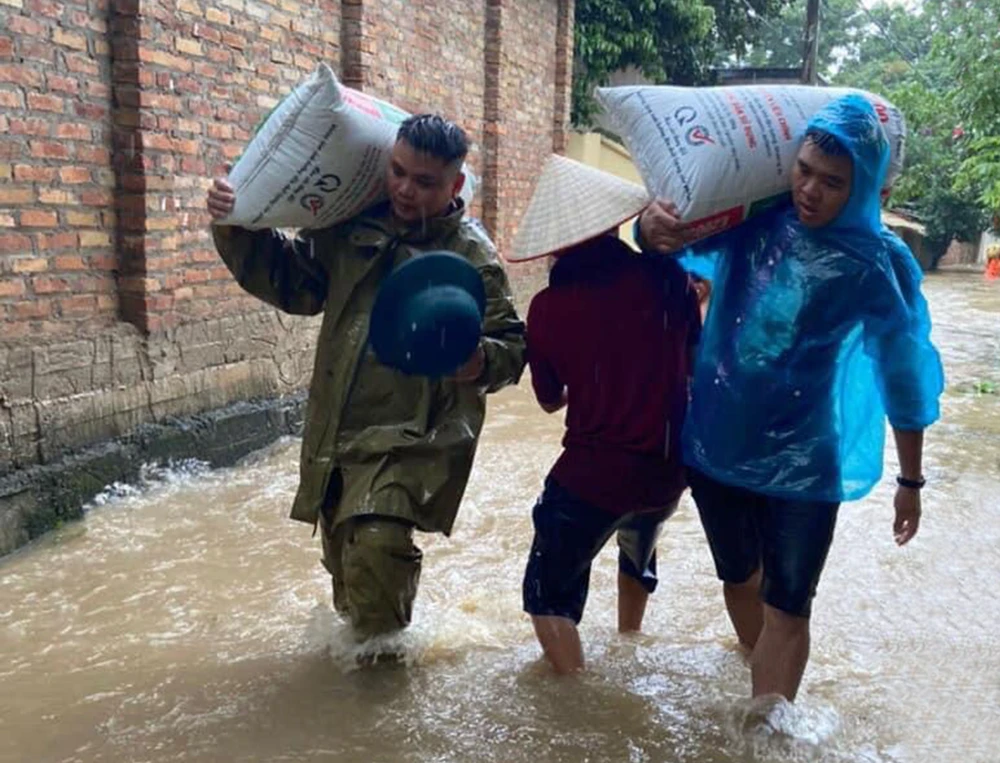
top-left (523, 230), bottom-right (702, 674)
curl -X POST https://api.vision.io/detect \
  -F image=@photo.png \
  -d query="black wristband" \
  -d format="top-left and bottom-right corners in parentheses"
top-left (896, 475), bottom-right (926, 490)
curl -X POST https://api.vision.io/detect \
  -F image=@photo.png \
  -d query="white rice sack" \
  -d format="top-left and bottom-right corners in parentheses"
top-left (595, 84), bottom-right (906, 242)
top-left (218, 63), bottom-right (477, 230)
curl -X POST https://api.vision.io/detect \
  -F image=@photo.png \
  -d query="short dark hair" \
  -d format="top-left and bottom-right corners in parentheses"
top-left (396, 114), bottom-right (468, 165)
top-left (805, 128), bottom-right (849, 157)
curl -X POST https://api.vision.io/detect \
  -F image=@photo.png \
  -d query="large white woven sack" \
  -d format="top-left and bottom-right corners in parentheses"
top-left (596, 84), bottom-right (906, 242)
top-left (218, 63), bottom-right (476, 230)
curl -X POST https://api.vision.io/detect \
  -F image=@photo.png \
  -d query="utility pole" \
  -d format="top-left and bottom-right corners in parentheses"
top-left (802, 0), bottom-right (821, 85)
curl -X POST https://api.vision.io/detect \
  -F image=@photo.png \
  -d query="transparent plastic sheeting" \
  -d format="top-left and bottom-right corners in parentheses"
top-left (676, 96), bottom-right (942, 502)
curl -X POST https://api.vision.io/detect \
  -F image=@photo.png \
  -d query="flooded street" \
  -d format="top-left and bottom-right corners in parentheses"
top-left (1, 273), bottom-right (997, 763)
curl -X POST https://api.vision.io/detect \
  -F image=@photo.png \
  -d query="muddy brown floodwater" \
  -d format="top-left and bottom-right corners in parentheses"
top-left (1, 272), bottom-right (998, 763)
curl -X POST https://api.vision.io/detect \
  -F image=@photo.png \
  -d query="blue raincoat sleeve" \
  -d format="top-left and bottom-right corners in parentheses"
top-left (671, 95), bottom-right (945, 502)
top-left (862, 234), bottom-right (945, 431)
top-left (632, 219), bottom-right (730, 281)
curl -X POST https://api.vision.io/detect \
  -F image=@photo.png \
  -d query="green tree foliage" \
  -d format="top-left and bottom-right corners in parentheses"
top-left (934, 1), bottom-right (1000, 223)
top-left (738, 0), bottom-right (860, 72)
top-left (573, 0), bottom-right (1000, 263)
top-left (572, 0), bottom-right (790, 125)
top-left (748, 0), bottom-right (998, 263)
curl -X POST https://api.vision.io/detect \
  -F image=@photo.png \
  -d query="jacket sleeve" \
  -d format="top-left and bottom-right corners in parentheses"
top-left (211, 225), bottom-right (329, 316)
top-left (525, 292), bottom-right (563, 406)
top-left (477, 261), bottom-right (527, 393)
top-left (862, 239), bottom-right (945, 431)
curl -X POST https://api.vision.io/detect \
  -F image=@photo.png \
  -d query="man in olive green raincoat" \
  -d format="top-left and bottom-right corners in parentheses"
top-left (206, 115), bottom-right (526, 641)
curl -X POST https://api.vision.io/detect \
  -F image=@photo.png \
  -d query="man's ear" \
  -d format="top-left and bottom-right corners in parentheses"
top-left (451, 171), bottom-right (466, 199)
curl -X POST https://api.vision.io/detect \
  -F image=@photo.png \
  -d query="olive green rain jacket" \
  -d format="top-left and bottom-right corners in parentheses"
top-left (212, 201), bottom-right (526, 533)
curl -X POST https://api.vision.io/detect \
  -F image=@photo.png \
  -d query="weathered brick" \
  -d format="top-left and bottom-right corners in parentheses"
top-left (14, 164), bottom-right (57, 182)
top-left (8, 14), bottom-right (45, 37)
top-left (206, 45), bottom-right (232, 64)
top-left (57, 295), bottom-right (98, 316)
top-left (66, 9), bottom-right (107, 33)
top-left (32, 276), bottom-right (72, 294)
top-left (79, 231), bottom-right (111, 248)
top-left (59, 166), bottom-right (93, 184)
top-left (26, 0), bottom-right (61, 17)
top-left (176, 118), bottom-right (203, 135)
top-left (0, 88), bottom-right (22, 108)
top-left (73, 101), bottom-right (108, 121)
top-left (53, 255), bottom-right (87, 271)
top-left (14, 300), bottom-right (51, 319)
top-left (0, 188), bottom-right (35, 205)
top-left (29, 141), bottom-right (72, 159)
top-left (76, 145), bottom-right (110, 165)
top-left (205, 7), bottom-right (231, 24)
top-left (143, 92), bottom-right (182, 111)
top-left (23, 48), bottom-right (66, 76)
top-left (63, 52), bottom-right (99, 75)
top-left (75, 191), bottom-right (112, 211)
top-left (192, 23), bottom-right (222, 43)
top-left (176, 0), bottom-right (203, 15)
top-left (138, 47), bottom-right (194, 72)
top-left (0, 234), bottom-right (33, 255)
top-left (0, 64), bottom-right (44, 88)
top-left (54, 122), bottom-right (92, 140)
top-left (46, 74), bottom-right (80, 95)
top-left (65, 209), bottom-right (100, 227)
top-left (175, 37), bottom-right (203, 56)
top-left (9, 118), bottom-right (50, 136)
top-left (0, 279), bottom-right (25, 298)
top-left (85, 80), bottom-right (110, 99)
top-left (221, 30), bottom-right (246, 49)
top-left (38, 189), bottom-right (78, 205)
top-left (52, 28), bottom-right (88, 51)
top-left (20, 210), bottom-right (59, 227)
top-left (37, 232), bottom-right (78, 250)
top-left (26, 92), bottom-right (64, 113)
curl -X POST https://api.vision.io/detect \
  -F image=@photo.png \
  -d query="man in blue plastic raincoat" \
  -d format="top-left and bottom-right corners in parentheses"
top-left (637, 95), bottom-right (944, 703)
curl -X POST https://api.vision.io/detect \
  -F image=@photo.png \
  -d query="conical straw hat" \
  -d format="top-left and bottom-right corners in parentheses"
top-left (507, 154), bottom-right (652, 262)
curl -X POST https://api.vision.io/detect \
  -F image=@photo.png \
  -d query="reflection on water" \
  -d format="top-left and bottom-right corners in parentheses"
top-left (1, 273), bottom-right (998, 763)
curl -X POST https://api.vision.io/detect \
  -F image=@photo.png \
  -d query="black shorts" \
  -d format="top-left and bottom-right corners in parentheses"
top-left (687, 468), bottom-right (839, 618)
top-left (522, 477), bottom-right (679, 624)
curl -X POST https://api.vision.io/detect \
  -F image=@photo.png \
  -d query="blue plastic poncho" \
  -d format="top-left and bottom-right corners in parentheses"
top-left (678, 95), bottom-right (944, 502)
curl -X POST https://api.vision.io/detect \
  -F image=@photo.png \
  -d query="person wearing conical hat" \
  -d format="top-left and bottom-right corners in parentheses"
top-left (511, 156), bottom-right (703, 674)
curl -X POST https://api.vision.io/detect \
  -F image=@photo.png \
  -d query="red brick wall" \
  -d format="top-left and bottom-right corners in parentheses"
top-left (1, 0), bottom-right (117, 341)
top-left (120, 0), bottom-right (342, 333)
top-left (0, 0), bottom-right (573, 474)
top-left (482, 0), bottom-right (573, 255)
top-left (359, 0), bottom-right (487, 218)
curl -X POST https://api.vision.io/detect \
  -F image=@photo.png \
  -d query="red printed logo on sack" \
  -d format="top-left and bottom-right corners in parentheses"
top-left (298, 174), bottom-right (342, 216)
top-left (683, 206), bottom-right (745, 242)
top-left (871, 100), bottom-right (891, 124)
top-left (301, 194), bottom-right (324, 215)
top-left (686, 126), bottom-right (715, 146)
